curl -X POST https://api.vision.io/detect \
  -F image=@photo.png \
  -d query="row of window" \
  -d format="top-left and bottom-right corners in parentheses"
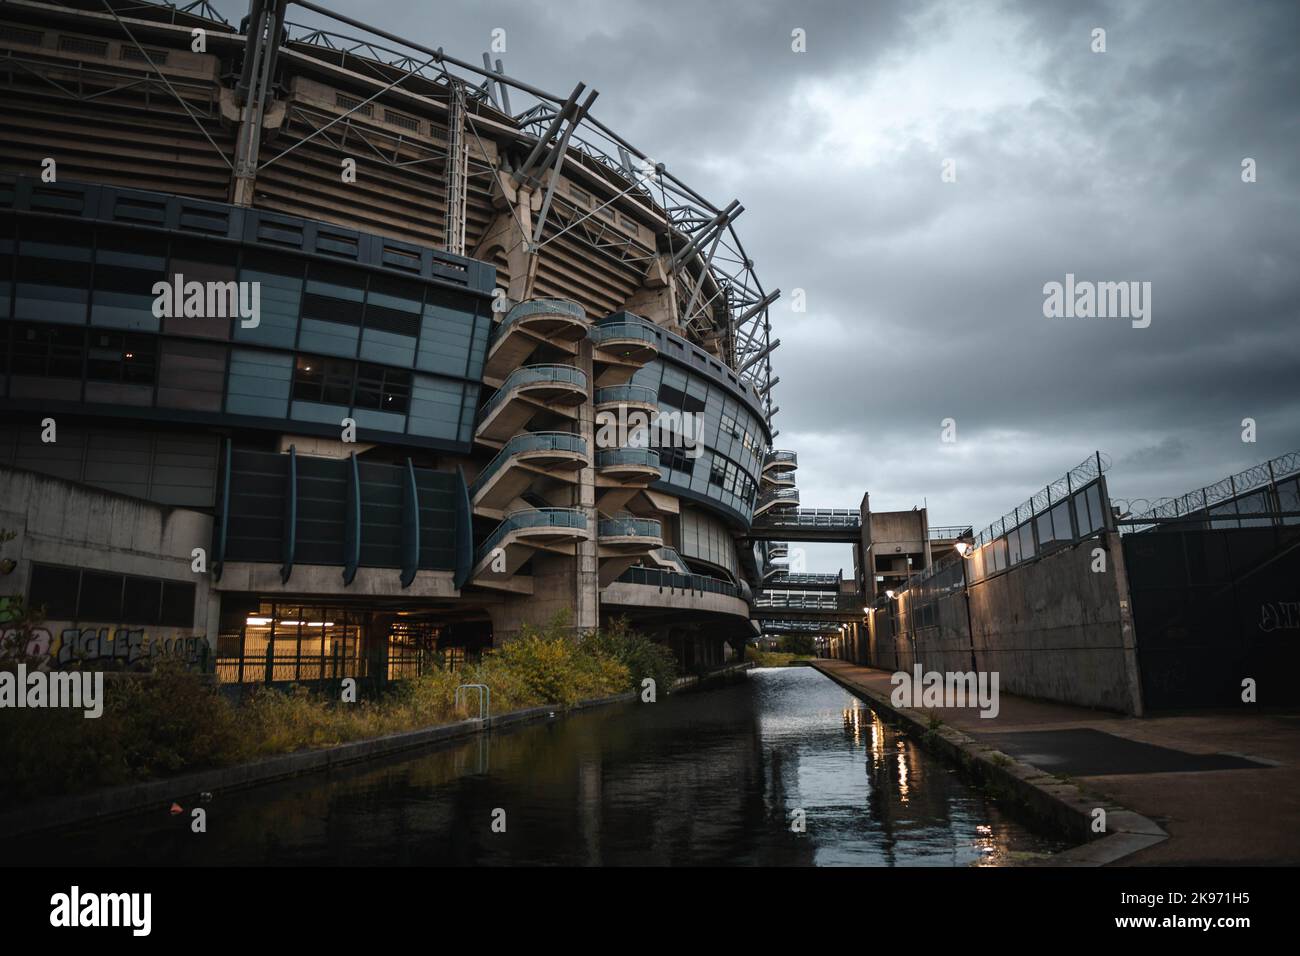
top-left (720, 410), bottom-right (761, 456)
top-left (0, 217), bottom-right (493, 383)
top-left (292, 355), bottom-right (412, 414)
top-left (2, 323), bottom-right (416, 416)
top-left (28, 563), bottom-right (196, 627)
top-left (708, 454), bottom-right (758, 503)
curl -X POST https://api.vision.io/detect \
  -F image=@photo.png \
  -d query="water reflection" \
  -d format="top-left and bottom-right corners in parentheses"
top-left (14, 667), bottom-right (1066, 866)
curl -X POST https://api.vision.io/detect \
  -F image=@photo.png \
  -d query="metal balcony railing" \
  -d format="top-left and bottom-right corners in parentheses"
top-left (763, 449), bottom-right (798, 470)
top-left (595, 447), bottom-right (660, 469)
top-left (589, 319), bottom-right (658, 349)
top-left (594, 384), bottom-right (658, 406)
top-left (501, 297), bottom-right (586, 329)
top-left (475, 507), bottom-right (588, 563)
top-left (615, 565), bottom-right (740, 598)
top-left (477, 363), bottom-right (587, 423)
top-left (598, 516), bottom-right (662, 538)
top-left (469, 431), bottom-right (587, 497)
top-left (928, 525), bottom-right (974, 540)
top-left (756, 488), bottom-right (800, 509)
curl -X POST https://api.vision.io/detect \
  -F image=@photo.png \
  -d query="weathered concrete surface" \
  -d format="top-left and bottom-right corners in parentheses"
top-left (859, 531), bottom-right (1142, 714)
top-left (0, 464), bottom-right (214, 636)
top-left (814, 660), bottom-right (1300, 865)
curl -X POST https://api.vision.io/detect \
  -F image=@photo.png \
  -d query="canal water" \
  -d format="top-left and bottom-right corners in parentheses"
top-left (22, 667), bottom-right (1069, 866)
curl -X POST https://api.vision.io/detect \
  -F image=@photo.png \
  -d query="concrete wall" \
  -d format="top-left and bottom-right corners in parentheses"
top-left (0, 464), bottom-right (216, 664)
top-left (855, 532), bottom-right (1143, 714)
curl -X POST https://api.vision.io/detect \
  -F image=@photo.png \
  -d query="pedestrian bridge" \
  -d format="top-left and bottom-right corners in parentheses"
top-left (748, 508), bottom-right (861, 542)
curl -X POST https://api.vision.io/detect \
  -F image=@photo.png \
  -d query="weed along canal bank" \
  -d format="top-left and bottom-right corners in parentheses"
top-left (7, 667), bottom-right (1070, 866)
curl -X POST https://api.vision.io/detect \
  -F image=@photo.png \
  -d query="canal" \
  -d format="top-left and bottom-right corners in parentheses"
top-left (23, 666), bottom-right (1069, 865)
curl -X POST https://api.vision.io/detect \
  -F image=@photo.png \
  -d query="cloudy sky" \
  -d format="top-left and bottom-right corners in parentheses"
top-left (240, 0), bottom-right (1300, 572)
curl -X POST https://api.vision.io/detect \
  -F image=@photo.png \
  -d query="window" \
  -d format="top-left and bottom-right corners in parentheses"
top-left (354, 363), bottom-right (412, 414)
top-left (79, 570), bottom-right (124, 621)
top-left (11, 323), bottom-right (83, 377)
top-left (709, 458), bottom-right (726, 488)
top-left (27, 564), bottom-right (79, 619)
top-left (293, 354), bottom-right (354, 405)
top-left (29, 563), bottom-right (196, 626)
top-left (659, 446), bottom-right (692, 473)
top-left (86, 330), bottom-right (156, 384)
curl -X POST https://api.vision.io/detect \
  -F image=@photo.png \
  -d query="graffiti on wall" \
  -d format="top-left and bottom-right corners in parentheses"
top-left (0, 624), bottom-right (207, 668)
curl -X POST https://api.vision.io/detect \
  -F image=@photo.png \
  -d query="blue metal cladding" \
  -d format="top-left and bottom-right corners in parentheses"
top-left (453, 465), bottom-right (473, 590)
top-left (343, 453), bottom-right (361, 586)
top-left (219, 448), bottom-right (462, 581)
top-left (0, 175), bottom-right (496, 456)
top-left (281, 445), bottom-right (298, 584)
top-left (401, 458), bottom-right (420, 589)
top-left (213, 438), bottom-right (232, 581)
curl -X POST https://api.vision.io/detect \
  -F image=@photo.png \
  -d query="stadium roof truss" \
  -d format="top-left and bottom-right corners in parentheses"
top-left (34, 0), bottom-right (780, 431)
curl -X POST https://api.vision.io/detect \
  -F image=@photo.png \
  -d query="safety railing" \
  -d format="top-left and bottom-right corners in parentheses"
top-left (594, 384), bottom-right (658, 406)
top-left (589, 319), bottom-right (658, 348)
top-left (469, 431), bottom-right (587, 497)
top-left (754, 590), bottom-right (861, 610)
top-left (763, 449), bottom-right (798, 470)
top-left (614, 565), bottom-right (740, 598)
top-left (752, 507), bottom-right (859, 529)
top-left (756, 488), bottom-right (801, 509)
top-left (475, 507), bottom-right (588, 563)
top-left (595, 448), bottom-right (660, 469)
top-left (928, 525), bottom-right (974, 540)
top-left (598, 516), bottom-right (662, 539)
top-left (477, 363), bottom-right (587, 423)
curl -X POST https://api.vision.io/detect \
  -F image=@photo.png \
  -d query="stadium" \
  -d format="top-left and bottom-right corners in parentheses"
top-left (0, 0), bottom-right (798, 683)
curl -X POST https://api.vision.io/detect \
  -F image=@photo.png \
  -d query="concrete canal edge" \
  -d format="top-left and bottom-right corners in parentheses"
top-left (810, 661), bottom-right (1168, 866)
top-left (0, 663), bottom-right (754, 841)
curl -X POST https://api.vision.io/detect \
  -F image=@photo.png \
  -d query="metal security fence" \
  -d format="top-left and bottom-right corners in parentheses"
top-left (1127, 450), bottom-right (1300, 532)
top-left (965, 452), bottom-right (1112, 586)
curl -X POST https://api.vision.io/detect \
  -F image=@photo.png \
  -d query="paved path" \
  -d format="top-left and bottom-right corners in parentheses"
top-left (813, 660), bottom-right (1300, 865)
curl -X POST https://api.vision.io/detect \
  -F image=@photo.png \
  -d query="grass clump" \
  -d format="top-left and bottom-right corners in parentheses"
top-left (0, 611), bottom-right (668, 809)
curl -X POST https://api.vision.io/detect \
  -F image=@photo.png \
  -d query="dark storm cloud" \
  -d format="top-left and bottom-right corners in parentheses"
top-left (227, 0), bottom-right (1300, 572)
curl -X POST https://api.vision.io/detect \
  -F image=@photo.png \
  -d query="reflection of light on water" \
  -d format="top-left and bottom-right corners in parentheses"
top-left (970, 823), bottom-right (1012, 867)
top-left (896, 741), bottom-right (909, 803)
top-left (842, 704), bottom-right (862, 747)
top-left (870, 714), bottom-right (884, 767)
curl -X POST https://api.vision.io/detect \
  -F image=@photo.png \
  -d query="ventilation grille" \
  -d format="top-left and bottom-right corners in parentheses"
top-left (58, 35), bottom-right (108, 57)
top-left (385, 109), bottom-right (420, 132)
top-left (335, 92), bottom-right (373, 117)
top-left (121, 45), bottom-right (169, 65)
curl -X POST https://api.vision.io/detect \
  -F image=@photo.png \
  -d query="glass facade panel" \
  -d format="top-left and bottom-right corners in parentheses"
top-left (15, 220), bottom-right (91, 325)
top-left (227, 348), bottom-right (293, 417)
top-left (91, 229), bottom-right (166, 331)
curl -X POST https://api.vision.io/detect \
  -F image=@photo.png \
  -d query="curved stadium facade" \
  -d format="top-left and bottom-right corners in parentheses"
top-left (0, 0), bottom-right (799, 680)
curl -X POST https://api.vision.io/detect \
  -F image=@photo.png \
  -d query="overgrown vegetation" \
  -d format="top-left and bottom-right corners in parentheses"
top-left (777, 634), bottom-right (816, 656)
top-left (744, 647), bottom-right (815, 668)
top-left (0, 612), bottom-right (676, 809)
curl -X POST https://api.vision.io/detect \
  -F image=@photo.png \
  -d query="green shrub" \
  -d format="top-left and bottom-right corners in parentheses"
top-left (0, 613), bottom-right (668, 808)
top-left (579, 616), bottom-right (678, 695)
